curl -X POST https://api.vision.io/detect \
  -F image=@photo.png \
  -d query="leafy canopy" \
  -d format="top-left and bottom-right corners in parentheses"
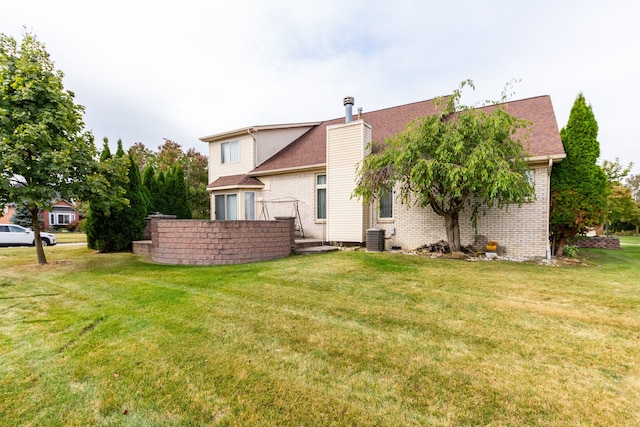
top-left (0, 32), bottom-right (101, 263)
top-left (550, 93), bottom-right (608, 254)
top-left (354, 80), bottom-right (534, 251)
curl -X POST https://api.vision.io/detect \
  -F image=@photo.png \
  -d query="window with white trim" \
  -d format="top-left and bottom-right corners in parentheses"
top-left (221, 140), bottom-right (239, 164)
top-left (214, 193), bottom-right (238, 220)
top-left (244, 192), bottom-right (255, 220)
top-left (316, 174), bottom-right (326, 220)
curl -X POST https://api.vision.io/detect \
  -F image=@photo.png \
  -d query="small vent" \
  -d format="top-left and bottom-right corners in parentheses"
top-left (366, 228), bottom-right (385, 252)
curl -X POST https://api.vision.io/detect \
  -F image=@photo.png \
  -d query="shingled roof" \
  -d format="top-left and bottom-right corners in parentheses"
top-left (249, 95), bottom-right (564, 175)
top-left (207, 174), bottom-right (264, 190)
top-left (251, 99), bottom-right (441, 174)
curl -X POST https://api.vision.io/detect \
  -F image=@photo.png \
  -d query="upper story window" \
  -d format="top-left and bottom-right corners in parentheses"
top-left (221, 140), bottom-right (239, 164)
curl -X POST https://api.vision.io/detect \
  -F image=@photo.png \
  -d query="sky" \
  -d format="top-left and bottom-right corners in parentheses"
top-left (2, 0), bottom-right (639, 174)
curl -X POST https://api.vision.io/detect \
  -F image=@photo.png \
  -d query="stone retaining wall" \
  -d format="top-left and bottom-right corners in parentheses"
top-left (146, 217), bottom-right (295, 265)
top-left (570, 236), bottom-right (620, 250)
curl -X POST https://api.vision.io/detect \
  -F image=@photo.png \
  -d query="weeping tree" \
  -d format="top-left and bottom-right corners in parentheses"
top-left (354, 81), bottom-right (534, 252)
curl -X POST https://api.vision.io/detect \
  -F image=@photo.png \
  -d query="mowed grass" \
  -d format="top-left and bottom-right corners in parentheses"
top-left (1, 240), bottom-right (639, 426)
top-left (51, 231), bottom-right (87, 244)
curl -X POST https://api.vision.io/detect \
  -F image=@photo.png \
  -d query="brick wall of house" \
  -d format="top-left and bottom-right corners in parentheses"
top-left (374, 166), bottom-right (551, 258)
top-left (150, 218), bottom-right (295, 265)
top-left (258, 171), bottom-right (327, 240)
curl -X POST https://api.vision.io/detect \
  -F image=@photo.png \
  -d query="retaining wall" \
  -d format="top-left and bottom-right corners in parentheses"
top-left (144, 217), bottom-right (295, 266)
top-left (570, 236), bottom-right (620, 250)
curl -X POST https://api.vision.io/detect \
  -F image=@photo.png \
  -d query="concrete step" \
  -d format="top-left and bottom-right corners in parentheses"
top-left (293, 245), bottom-right (340, 255)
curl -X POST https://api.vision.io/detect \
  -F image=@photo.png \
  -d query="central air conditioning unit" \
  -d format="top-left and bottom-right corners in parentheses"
top-left (366, 228), bottom-right (385, 252)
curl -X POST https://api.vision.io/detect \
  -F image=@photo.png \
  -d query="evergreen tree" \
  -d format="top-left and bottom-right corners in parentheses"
top-left (115, 138), bottom-right (125, 157)
top-left (550, 93), bottom-right (608, 255)
top-left (165, 165), bottom-right (191, 218)
top-left (140, 165), bottom-right (154, 214)
top-left (10, 204), bottom-right (40, 228)
top-left (107, 152), bottom-right (147, 250)
top-left (99, 137), bottom-right (111, 162)
top-left (153, 170), bottom-right (168, 214)
top-left (85, 137), bottom-right (130, 252)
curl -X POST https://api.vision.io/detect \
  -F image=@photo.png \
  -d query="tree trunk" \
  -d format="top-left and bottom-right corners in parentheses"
top-left (555, 235), bottom-right (566, 257)
top-left (30, 207), bottom-right (47, 265)
top-left (444, 212), bottom-right (461, 252)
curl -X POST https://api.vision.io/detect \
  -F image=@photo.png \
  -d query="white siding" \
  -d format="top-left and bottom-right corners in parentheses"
top-left (208, 134), bottom-right (255, 184)
top-left (326, 120), bottom-right (371, 242)
top-left (255, 127), bottom-right (314, 166)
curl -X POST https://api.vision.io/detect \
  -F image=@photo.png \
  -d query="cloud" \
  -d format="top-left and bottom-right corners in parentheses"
top-left (1, 0), bottom-right (639, 173)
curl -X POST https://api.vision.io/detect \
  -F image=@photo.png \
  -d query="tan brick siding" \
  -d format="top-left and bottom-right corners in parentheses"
top-left (373, 167), bottom-right (551, 258)
top-left (257, 171), bottom-right (327, 240)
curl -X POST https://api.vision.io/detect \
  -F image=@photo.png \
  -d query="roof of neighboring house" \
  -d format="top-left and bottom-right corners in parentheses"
top-left (207, 174), bottom-right (264, 190)
top-left (248, 95), bottom-right (564, 175)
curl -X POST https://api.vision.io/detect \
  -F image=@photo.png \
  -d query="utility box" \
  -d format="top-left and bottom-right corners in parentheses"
top-left (366, 228), bottom-right (385, 252)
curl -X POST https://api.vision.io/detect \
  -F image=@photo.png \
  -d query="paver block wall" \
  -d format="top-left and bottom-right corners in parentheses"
top-left (150, 218), bottom-right (295, 265)
top-left (571, 236), bottom-right (620, 249)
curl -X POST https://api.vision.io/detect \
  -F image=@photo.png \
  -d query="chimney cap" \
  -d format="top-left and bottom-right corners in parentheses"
top-left (343, 96), bottom-right (355, 106)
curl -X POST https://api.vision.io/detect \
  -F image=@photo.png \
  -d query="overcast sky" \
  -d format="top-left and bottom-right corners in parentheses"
top-left (2, 0), bottom-right (639, 173)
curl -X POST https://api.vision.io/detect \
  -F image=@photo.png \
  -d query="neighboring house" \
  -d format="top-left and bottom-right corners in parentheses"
top-left (0, 200), bottom-right (79, 229)
top-left (201, 95), bottom-right (565, 258)
top-left (0, 203), bottom-right (16, 225)
top-left (45, 199), bottom-right (79, 229)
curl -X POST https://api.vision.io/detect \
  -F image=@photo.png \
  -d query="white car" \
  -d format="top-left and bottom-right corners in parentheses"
top-left (0, 224), bottom-right (57, 247)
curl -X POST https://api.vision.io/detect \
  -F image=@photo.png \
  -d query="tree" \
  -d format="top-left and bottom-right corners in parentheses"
top-left (129, 142), bottom-right (157, 172)
top-left (354, 81), bottom-right (534, 252)
top-left (10, 204), bottom-right (40, 228)
top-left (165, 165), bottom-right (191, 219)
top-left (85, 137), bottom-right (130, 251)
top-left (86, 141), bottom-right (148, 252)
top-left (550, 93), bottom-right (608, 255)
top-left (627, 174), bottom-right (640, 203)
top-left (600, 158), bottom-right (634, 235)
top-left (0, 32), bottom-right (98, 264)
top-left (155, 139), bottom-right (209, 218)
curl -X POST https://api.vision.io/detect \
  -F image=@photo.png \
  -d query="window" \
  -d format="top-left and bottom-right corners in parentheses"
top-left (524, 170), bottom-right (534, 186)
top-left (316, 174), bottom-right (327, 220)
top-left (245, 192), bottom-right (255, 220)
top-left (214, 193), bottom-right (238, 220)
top-left (379, 190), bottom-right (393, 219)
top-left (50, 212), bottom-right (74, 225)
top-left (221, 140), bottom-right (239, 164)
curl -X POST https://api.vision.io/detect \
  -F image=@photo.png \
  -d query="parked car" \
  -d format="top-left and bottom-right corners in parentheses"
top-left (0, 224), bottom-right (57, 247)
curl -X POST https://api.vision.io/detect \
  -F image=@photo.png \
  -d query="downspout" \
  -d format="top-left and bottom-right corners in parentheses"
top-left (247, 127), bottom-right (257, 167)
top-left (546, 158), bottom-right (553, 259)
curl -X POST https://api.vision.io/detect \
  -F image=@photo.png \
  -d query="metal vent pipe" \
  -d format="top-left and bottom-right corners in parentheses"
top-left (343, 96), bottom-right (354, 123)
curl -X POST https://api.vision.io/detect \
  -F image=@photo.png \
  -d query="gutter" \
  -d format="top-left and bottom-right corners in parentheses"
top-left (525, 153), bottom-right (566, 164)
top-left (251, 163), bottom-right (327, 177)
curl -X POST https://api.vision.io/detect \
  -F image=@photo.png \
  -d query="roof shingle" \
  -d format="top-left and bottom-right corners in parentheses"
top-left (251, 95), bottom-right (564, 174)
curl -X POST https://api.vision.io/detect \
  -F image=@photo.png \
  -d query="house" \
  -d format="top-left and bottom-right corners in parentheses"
top-left (201, 95), bottom-right (565, 258)
top-left (0, 200), bottom-right (79, 230)
top-left (0, 203), bottom-right (16, 225)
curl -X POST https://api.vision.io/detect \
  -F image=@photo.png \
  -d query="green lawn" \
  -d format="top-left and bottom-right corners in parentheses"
top-left (1, 241), bottom-right (639, 426)
top-left (51, 231), bottom-right (87, 244)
